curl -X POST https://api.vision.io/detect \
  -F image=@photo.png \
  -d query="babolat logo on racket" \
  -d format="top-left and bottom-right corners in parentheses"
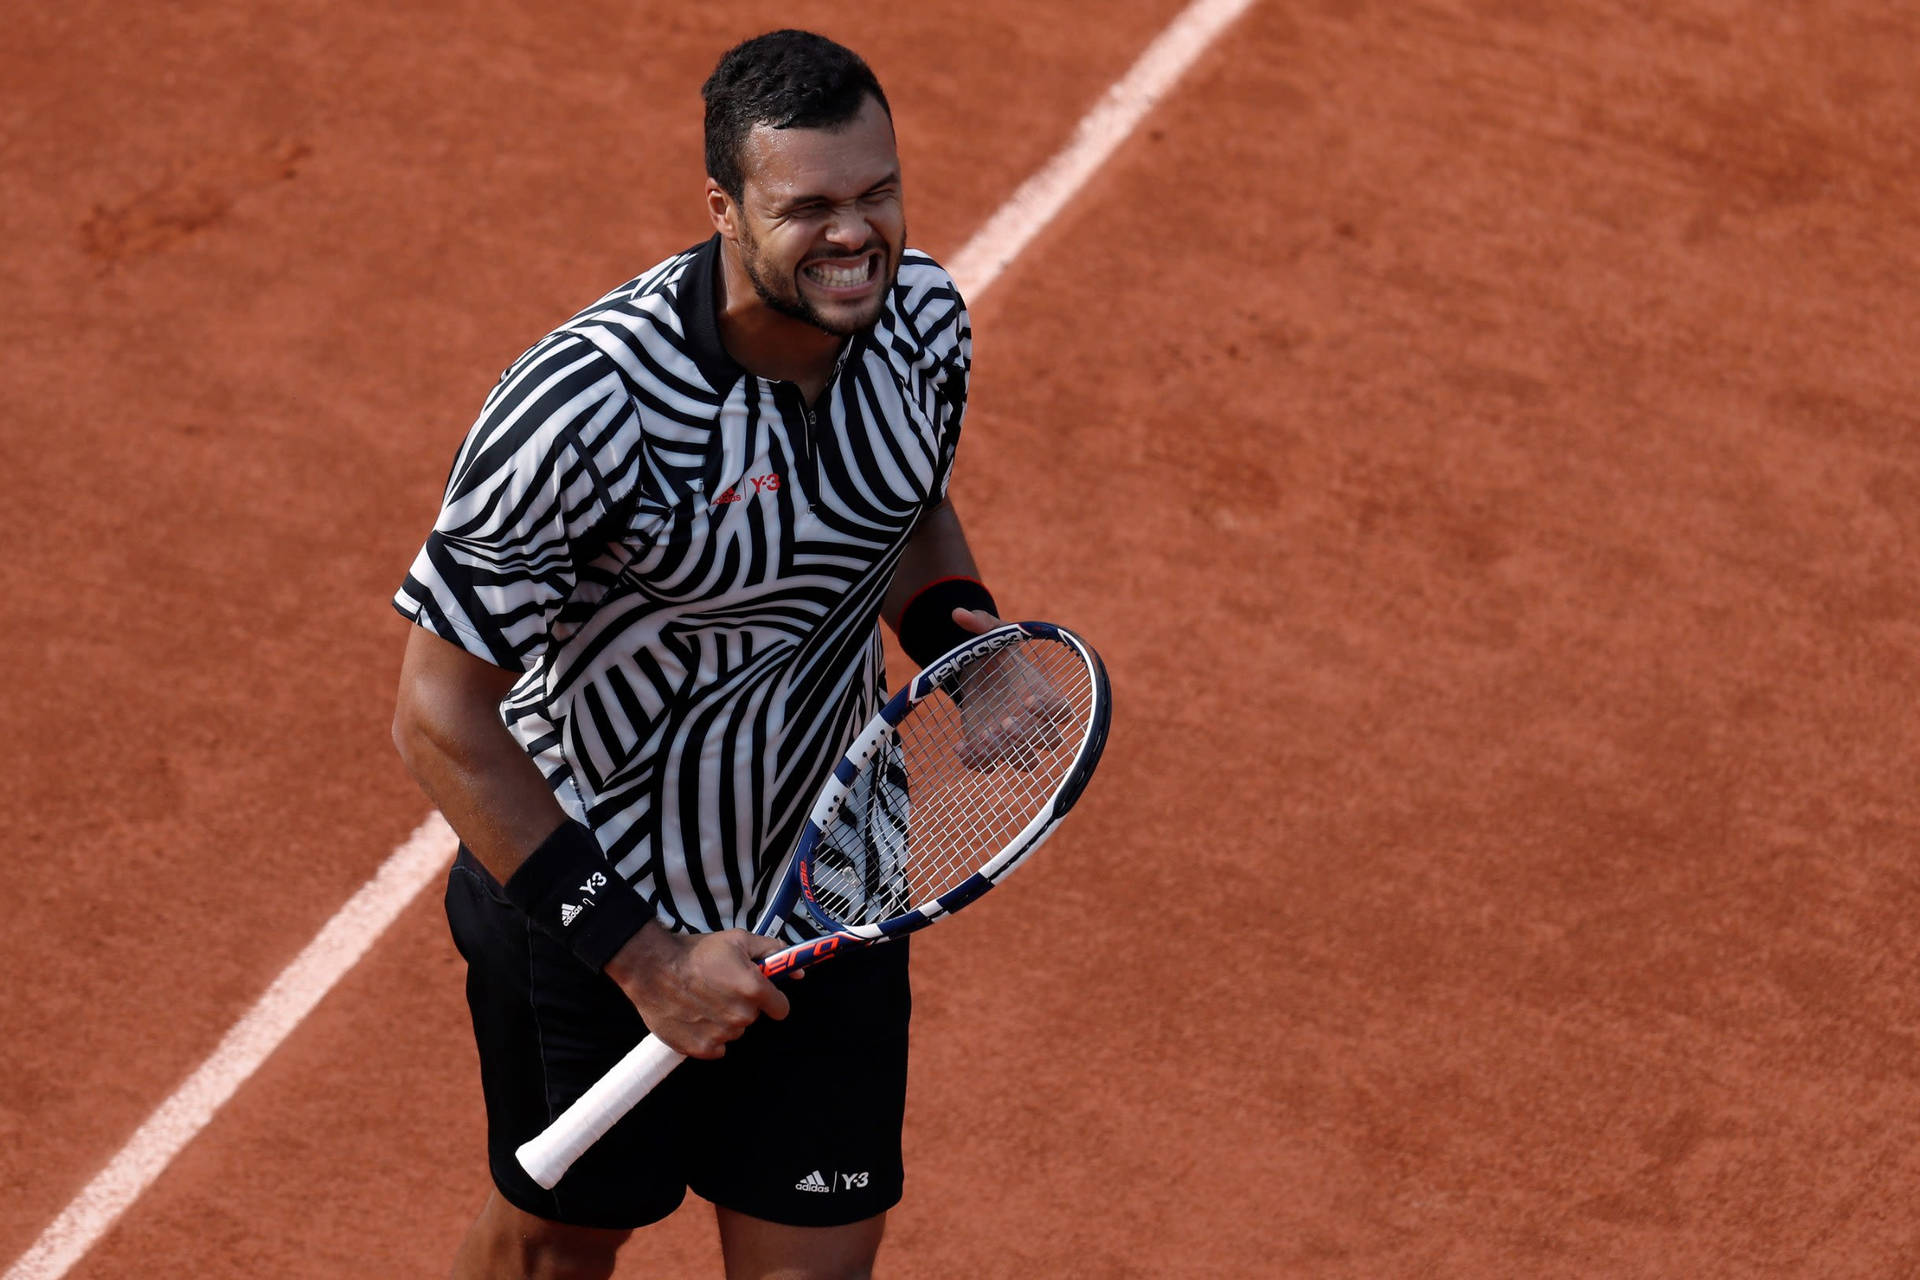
top-left (925, 629), bottom-right (1022, 689)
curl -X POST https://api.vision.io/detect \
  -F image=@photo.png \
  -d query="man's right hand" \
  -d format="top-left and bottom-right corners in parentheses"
top-left (603, 922), bottom-right (791, 1059)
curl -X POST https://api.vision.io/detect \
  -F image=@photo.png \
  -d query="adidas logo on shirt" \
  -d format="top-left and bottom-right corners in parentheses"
top-left (559, 902), bottom-right (582, 926)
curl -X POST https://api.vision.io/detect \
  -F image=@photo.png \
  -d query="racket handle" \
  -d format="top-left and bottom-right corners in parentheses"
top-left (757, 932), bottom-right (856, 976)
top-left (514, 1034), bottom-right (687, 1189)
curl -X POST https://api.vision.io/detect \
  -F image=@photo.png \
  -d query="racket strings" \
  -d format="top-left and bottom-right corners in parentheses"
top-left (807, 637), bottom-right (1095, 927)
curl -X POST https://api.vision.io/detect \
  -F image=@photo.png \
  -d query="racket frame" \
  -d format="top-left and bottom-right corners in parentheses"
top-left (762, 620), bottom-right (1110, 956)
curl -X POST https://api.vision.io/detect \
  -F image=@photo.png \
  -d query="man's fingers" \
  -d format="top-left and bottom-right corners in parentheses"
top-left (717, 931), bottom-right (794, 1017)
top-left (615, 928), bottom-right (802, 1057)
top-left (739, 932), bottom-right (788, 960)
top-left (961, 705), bottom-right (1058, 770)
top-left (1027, 716), bottom-right (1065, 753)
top-left (756, 980), bottom-right (792, 1022)
top-left (951, 606), bottom-right (1002, 634)
top-left (723, 931), bottom-right (793, 1017)
top-left (740, 933), bottom-right (809, 980)
top-left (676, 1033), bottom-right (731, 1061)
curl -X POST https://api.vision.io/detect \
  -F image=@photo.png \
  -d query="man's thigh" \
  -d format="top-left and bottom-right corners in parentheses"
top-left (448, 850), bottom-right (912, 1233)
top-left (715, 1204), bottom-right (887, 1280)
top-left (446, 848), bottom-right (695, 1228)
top-left (683, 941), bottom-right (912, 1229)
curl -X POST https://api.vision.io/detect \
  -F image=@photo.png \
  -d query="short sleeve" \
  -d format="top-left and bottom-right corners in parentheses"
top-left (927, 286), bottom-right (972, 505)
top-left (393, 334), bottom-right (639, 673)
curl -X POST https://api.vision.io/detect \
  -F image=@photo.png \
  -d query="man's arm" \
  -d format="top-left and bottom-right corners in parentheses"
top-left (883, 498), bottom-right (998, 637)
top-left (885, 499), bottom-right (1075, 768)
top-left (391, 625), bottom-right (788, 1057)
top-left (391, 624), bottom-right (569, 871)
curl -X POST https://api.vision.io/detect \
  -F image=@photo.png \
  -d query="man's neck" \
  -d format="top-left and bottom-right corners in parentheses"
top-left (715, 243), bottom-right (843, 401)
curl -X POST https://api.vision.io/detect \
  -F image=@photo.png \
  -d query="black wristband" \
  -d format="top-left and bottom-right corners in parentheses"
top-left (503, 820), bottom-right (655, 972)
top-left (896, 576), bottom-right (999, 668)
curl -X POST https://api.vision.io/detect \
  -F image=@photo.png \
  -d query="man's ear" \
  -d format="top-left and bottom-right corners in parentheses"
top-left (705, 179), bottom-right (737, 240)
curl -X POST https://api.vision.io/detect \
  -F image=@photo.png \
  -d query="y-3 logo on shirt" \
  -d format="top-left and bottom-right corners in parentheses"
top-left (711, 472), bottom-right (782, 508)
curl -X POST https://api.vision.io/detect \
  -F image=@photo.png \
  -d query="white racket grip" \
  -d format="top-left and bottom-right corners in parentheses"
top-left (514, 1034), bottom-right (687, 1189)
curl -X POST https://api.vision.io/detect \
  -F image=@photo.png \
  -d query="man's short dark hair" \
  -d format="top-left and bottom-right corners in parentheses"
top-left (702, 30), bottom-right (892, 201)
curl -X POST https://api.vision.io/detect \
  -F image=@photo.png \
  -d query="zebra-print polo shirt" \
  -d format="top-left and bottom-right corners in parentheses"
top-left (394, 234), bottom-right (970, 935)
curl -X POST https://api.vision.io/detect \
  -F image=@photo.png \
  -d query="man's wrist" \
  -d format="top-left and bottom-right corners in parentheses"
top-left (502, 820), bottom-right (655, 971)
top-left (895, 575), bottom-right (998, 668)
top-left (604, 918), bottom-right (682, 987)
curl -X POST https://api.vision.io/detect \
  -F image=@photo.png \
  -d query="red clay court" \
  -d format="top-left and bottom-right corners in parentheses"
top-left (5, 1), bottom-right (1919, 1275)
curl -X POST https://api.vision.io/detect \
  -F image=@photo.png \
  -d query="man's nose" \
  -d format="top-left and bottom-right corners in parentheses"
top-left (822, 206), bottom-right (868, 250)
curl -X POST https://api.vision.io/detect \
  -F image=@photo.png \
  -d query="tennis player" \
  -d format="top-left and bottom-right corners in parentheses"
top-left (391, 30), bottom-right (1007, 1280)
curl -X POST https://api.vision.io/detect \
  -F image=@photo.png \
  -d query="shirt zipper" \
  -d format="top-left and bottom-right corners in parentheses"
top-left (776, 380), bottom-right (825, 515)
top-left (774, 341), bottom-right (852, 515)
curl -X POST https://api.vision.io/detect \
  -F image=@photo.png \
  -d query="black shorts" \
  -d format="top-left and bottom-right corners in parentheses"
top-left (444, 847), bottom-right (911, 1230)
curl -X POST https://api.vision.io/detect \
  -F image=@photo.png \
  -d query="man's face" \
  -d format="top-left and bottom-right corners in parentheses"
top-left (724, 94), bottom-right (906, 337)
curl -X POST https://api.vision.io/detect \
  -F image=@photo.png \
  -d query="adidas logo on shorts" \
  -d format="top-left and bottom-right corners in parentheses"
top-left (559, 902), bottom-right (582, 926)
top-left (795, 1170), bottom-right (831, 1193)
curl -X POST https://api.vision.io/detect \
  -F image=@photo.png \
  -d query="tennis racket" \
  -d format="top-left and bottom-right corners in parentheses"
top-left (514, 620), bottom-right (1111, 1190)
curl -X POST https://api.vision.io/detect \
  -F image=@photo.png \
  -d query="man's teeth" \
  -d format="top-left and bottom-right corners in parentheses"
top-left (806, 258), bottom-right (872, 287)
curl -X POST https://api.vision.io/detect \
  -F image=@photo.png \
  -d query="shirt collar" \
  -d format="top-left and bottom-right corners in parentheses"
top-left (675, 233), bottom-right (746, 391)
top-left (673, 232), bottom-right (867, 392)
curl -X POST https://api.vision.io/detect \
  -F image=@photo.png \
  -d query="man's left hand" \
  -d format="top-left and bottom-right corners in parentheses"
top-left (948, 609), bottom-right (1070, 770)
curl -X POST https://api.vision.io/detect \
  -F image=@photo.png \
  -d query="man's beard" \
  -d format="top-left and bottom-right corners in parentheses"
top-left (739, 223), bottom-right (902, 337)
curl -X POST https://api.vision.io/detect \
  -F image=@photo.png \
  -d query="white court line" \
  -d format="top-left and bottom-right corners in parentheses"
top-left (2, 814), bottom-right (458, 1280)
top-left (4, 3), bottom-right (1255, 1274)
top-left (948, 0), bottom-right (1258, 299)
